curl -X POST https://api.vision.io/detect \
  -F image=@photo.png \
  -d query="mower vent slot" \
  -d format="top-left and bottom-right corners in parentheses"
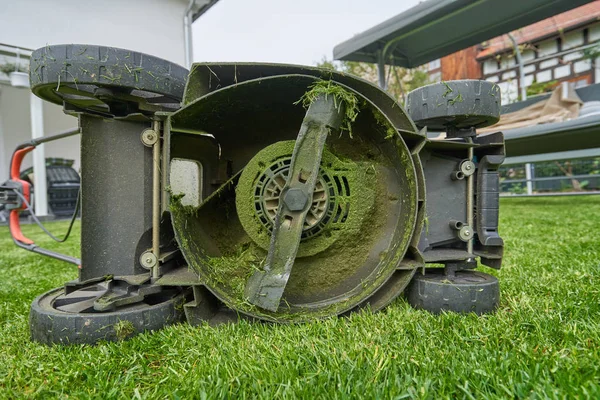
top-left (342, 176), bottom-right (350, 196)
top-left (334, 176), bottom-right (343, 195)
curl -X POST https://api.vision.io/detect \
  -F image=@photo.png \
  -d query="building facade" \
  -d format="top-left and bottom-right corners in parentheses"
top-left (0, 0), bottom-right (218, 214)
top-left (425, 2), bottom-right (600, 105)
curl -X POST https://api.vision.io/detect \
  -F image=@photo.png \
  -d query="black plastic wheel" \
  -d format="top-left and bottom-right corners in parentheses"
top-left (30, 285), bottom-right (185, 345)
top-left (405, 269), bottom-right (499, 314)
top-left (29, 44), bottom-right (189, 118)
top-left (406, 80), bottom-right (501, 130)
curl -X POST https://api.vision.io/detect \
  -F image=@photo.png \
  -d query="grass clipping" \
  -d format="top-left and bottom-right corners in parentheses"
top-left (295, 80), bottom-right (360, 138)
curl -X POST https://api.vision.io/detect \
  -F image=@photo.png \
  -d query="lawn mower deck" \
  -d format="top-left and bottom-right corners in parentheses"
top-left (1, 45), bottom-right (505, 344)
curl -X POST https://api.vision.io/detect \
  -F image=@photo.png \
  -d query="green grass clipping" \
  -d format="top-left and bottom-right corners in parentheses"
top-left (295, 79), bottom-right (360, 138)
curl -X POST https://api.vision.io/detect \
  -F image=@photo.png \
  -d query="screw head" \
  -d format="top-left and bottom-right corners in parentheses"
top-left (282, 188), bottom-right (308, 211)
top-left (458, 225), bottom-right (474, 242)
top-left (141, 129), bottom-right (158, 146)
top-left (139, 251), bottom-right (157, 269)
top-left (460, 160), bottom-right (476, 176)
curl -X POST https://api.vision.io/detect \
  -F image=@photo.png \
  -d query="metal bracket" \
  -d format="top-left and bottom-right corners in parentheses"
top-left (93, 279), bottom-right (161, 312)
top-left (444, 260), bottom-right (477, 276)
top-left (449, 220), bottom-right (474, 242)
top-left (446, 126), bottom-right (477, 139)
top-left (451, 159), bottom-right (476, 180)
top-left (1, 181), bottom-right (24, 210)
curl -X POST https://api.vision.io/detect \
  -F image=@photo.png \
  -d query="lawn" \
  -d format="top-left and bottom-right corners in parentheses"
top-left (0, 197), bottom-right (598, 399)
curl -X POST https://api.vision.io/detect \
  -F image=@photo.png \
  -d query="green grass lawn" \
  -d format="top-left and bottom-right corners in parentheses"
top-left (0, 197), bottom-right (599, 399)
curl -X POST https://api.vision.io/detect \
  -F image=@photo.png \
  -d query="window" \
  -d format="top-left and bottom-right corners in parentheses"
top-left (570, 79), bottom-right (589, 89)
top-left (428, 59), bottom-right (441, 70)
top-left (429, 71), bottom-right (441, 82)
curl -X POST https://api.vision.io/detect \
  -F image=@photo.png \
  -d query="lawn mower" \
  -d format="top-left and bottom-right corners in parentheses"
top-left (1, 44), bottom-right (505, 344)
top-left (0, 158), bottom-right (80, 223)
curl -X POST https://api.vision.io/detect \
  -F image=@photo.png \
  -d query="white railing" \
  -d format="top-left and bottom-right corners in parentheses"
top-left (0, 43), bottom-right (33, 84)
top-left (500, 148), bottom-right (600, 197)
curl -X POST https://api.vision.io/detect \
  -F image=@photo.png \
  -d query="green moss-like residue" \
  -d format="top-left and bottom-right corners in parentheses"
top-left (202, 243), bottom-right (265, 300)
top-left (235, 141), bottom-right (356, 258)
top-left (295, 79), bottom-right (360, 137)
top-left (114, 320), bottom-right (135, 341)
top-left (169, 90), bottom-right (421, 322)
top-left (372, 108), bottom-right (398, 139)
top-left (283, 160), bottom-right (382, 300)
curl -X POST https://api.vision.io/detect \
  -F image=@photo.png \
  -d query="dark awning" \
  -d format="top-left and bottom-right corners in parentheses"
top-left (333, 0), bottom-right (594, 67)
top-left (192, 0), bottom-right (220, 21)
top-left (504, 115), bottom-right (600, 157)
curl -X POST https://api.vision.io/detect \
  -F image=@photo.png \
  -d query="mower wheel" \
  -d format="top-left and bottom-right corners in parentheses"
top-left (29, 44), bottom-right (188, 118)
top-left (405, 269), bottom-right (499, 315)
top-left (30, 286), bottom-right (185, 345)
top-left (406, 80), bottom-right (500, 131)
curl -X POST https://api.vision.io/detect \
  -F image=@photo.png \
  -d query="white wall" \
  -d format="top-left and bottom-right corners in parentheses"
top-left (0, 0), bottom-right (188, 66)
top-left (0, 0), bottom-right (191, 182)
top-left (0, 86), bottom-right (79, 181)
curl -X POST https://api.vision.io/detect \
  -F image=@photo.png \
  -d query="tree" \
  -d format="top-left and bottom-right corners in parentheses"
top-left (316, 58), bottom-right (430, 105)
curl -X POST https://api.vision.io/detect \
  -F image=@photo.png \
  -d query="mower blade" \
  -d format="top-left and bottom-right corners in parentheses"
top-left (245, 93), bottom-right (344, 311)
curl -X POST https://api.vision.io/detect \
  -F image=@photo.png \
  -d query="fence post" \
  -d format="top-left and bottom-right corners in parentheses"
top-left (30, 93), bottom-right (48, 216)
top-left (525, 163), bottom-right (534, 195)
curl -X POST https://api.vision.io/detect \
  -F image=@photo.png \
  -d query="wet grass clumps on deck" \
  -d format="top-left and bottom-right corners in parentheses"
top-left (295, 79), bottom-right (360, 137)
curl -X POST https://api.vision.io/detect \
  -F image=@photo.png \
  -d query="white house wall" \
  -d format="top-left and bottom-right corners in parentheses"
top-left (0, 0), bottom-right (191, 182)
top-left (480, 23), bottom-right (600, 105)
top-left (0, 0), bottom-right (188, 66)
top-left (0, 87), bottom-right (79, 181)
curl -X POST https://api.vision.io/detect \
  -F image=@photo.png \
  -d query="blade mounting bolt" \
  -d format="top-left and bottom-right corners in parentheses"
top-left (282, 188), bottom-right (308, 211)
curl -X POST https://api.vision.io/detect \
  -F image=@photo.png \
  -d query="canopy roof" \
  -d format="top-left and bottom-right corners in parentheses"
top-left (502, 83), bottom-right (600, 156)
top-left (333, 0), bottom-right (594, 67)
top-left (192, 0), bottom-right (220, 21)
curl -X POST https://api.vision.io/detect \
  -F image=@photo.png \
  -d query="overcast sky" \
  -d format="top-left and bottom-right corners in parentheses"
top-left (192, 0), bottom-right (422, 66)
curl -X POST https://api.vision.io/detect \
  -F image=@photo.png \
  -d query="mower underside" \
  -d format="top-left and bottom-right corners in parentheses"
top-left (2, 45), bottom-right (504, 344)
